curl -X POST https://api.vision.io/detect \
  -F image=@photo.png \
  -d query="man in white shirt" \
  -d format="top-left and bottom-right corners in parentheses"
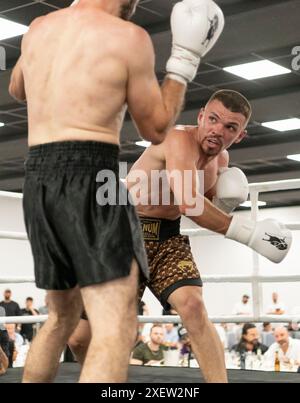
top-left (233, 295), bottom-right (253, 316)
top-left (267, 292), bottom-right (286, 315)
top-left (264, 327), bottom-right (300, 365)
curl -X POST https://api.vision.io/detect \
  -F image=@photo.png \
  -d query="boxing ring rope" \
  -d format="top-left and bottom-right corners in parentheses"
top-left (1, 179), bottom-right (300, 326)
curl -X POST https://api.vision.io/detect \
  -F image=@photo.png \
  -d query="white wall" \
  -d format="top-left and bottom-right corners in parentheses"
top-left (0, 193), bottom-right (299, 316)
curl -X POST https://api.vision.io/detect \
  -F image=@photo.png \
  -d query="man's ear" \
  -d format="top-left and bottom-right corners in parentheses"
top-left (234, 129), bottom-right (247, 144)
top-left (197, 108), bottom-right (205, 125)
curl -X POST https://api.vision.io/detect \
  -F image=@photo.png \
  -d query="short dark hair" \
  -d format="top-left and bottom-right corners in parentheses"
top-left (242, 323), bottom-right (256, 336)
top-left (207, 89), bottom-right (252, 125)
top-left (150, 324), bottom-right (164, 333)
top-left (26, 297), bottom-right (33, 302)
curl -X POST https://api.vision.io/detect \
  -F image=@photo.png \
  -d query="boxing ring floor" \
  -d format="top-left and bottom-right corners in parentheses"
top-left (0, 363), bottom-right (299, 383)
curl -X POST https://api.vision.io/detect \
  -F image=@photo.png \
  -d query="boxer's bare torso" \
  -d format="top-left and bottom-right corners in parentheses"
top-left (127, 126), bottom-right (228, 220)
top-left (19, 6), bottom-right (147, 146)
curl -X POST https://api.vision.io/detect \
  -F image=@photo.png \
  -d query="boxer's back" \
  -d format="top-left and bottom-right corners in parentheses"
top-left (22, 7), bottom-right (133, 146)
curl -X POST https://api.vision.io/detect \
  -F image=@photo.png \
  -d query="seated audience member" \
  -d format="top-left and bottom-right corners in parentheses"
top-left (233, 295), bottom-right (253, 316)
top-left (264, 327), bottom-right (300, 365)
top-left (178, 326), bottom-right (195, 366)
top-left (231, 324), bottom-right (268, 355)
top-left (5, 324), bottom-right (24, 368)
top-left (267, 292), bottom-right (286, 315)
top-left (130, 324), bottom-right (166, 366)
top-left (164, 323), bottom-right (179, 349)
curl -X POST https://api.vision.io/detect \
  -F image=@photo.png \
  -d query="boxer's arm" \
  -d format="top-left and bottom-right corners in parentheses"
top-left (204, 151), bottom-right (229, 201)
top-left (127, 28), bottom-right (186, 145)
top-left (9, 57), bottom-right (26, 102)
top-left (165, 131), bottom-right (232, 235)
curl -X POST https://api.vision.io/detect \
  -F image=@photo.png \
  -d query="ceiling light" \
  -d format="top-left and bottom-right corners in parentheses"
top-left (0, 122), bottom-right (5, 127)
top-left (135, 141), bottom-right (151, 148)
top-left (261, 118), bottom-right (300, 132)
top-left (287, 154), bottom-right (300, 162)
top-left (0, 17), bottom-right (28, 41)
top-left (223, 60), bottom-right (291, 80)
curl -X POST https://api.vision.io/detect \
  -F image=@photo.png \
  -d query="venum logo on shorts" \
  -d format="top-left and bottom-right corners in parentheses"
top-left (262, 233), bottom-right (288, 251)
top-left (291, 46), bottom-right (300, 71)
top-left (142, 219), bottom-right (161, 241)
top-left (178, 261), bottom-right (193, 271)
top-left (0, 46), bottom-right (6, 71)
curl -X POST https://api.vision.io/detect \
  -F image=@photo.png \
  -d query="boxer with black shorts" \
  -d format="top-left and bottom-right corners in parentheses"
top-left (9, 0), bottom-right (224, 383)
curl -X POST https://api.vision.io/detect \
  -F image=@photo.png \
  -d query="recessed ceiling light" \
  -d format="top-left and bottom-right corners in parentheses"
top-left (241, 201), bottom-right (267, 208)
top-left (135, 141), bottom-right (151, 148)
top-left (0, 122), bottom-right (5, 127)
top-left (223, 60), bottom-right (291, 80)
top-left (0, 17), bottom-right (28, 41)
top-left (287, 154), bottom-right (300, 162)
top-left (261, 118), bottom-right (300, 132)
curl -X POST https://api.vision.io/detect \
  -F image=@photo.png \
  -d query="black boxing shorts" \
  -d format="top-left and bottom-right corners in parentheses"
top-left (139, 217), bottom-right (202, 310)
top-left (23, 141), bottom-right (148, 290)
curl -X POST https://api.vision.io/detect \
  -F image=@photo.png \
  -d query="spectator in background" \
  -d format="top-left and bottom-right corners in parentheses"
top-left (263, 322), bottom-right (273, 333)
top-left (267, 292), bottom-right (286, 315)
top-left (0, 289), bottom-right (21, 317)
top-left (163, 323), bottom-right (179, 349)
top-left (20, 297), bottom-right (39, 342)
top-left (130, 324), bottom-right (166, 366)
top-left (233, 295), bottom-right (253, 316)
top-left (0, 345), bottom-right (8, 376)
top-left (4, 324), bottom-right (23, 368)
top-left (0, 306), bottom-right (10, 362)
top-left (215, 324), bottom-right (228, 350)
top-left (231, 324), bottom-right (268, 355)
top-left (178, 326), bottom-right (194, 366)
top-left (38, 295), bottom-right (49, 316)
top-left (264, 327), bottom-right (300, 365)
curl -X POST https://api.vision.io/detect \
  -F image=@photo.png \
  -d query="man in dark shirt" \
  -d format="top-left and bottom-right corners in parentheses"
top-left (231, 323), bottom-right (268, 355)
top-left (20, 297), bottom-right (39, 342)
top-left (0, 290), bottom-right (21, 317)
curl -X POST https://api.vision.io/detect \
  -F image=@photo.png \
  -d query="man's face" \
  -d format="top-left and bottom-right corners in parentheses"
top-left (243, 327), bottom-right (259, 345)
top-left (26, 299), bottom-right (33, 309)
top-left (4, 291), bottom-right (11, 301)
top-left (165, 323), bottom-right (174, 333)
top-left (120, 0), bottom-right (139, 20)
top-left (274, 328), bottom-right (289, 346)
top-left (150, 326), bottom-right (165, 345)
top-left (272, 293), bottom-right (278, 303)
top-left (242, 296), bottom-right (249, 304)
top-left (197, 100), bottom-right (247, 156)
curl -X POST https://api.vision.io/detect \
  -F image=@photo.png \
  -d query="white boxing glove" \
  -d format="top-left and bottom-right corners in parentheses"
top-left (166, 0), bottom-right (225, 84)
top-left (212, 167), bottom-right (249, 214)
top-left (226, 216), bottom-right (292, 263)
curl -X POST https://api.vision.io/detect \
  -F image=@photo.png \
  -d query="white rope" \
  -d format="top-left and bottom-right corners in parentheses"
top-left (0, 191), bottom-right (23, 199)
top-left (249, 179), bottom-right (300, 193)
top-left (0, 231), bottom-right (28, 241)
top-left (1, 314), bottom-right (300, 325)
top-left (0, 315), bottom-right (48, 324)
top-left (0, 277), bottom-right (35, 284)
top-left (1, 274), bottom-right (300, 286)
